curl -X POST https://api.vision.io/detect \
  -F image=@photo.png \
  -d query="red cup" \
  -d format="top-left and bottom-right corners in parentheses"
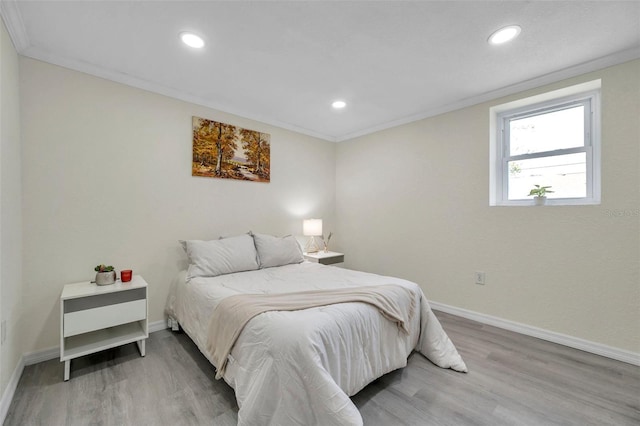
top-left (121, 270), bottom-right (132, 282)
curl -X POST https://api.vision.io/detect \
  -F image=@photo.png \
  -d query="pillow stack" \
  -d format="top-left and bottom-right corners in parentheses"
top-left (182, 232), bottom-right (304, 280)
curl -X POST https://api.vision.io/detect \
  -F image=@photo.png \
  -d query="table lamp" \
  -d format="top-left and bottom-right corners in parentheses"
top-left (303, 219), bottom-right (322, 253)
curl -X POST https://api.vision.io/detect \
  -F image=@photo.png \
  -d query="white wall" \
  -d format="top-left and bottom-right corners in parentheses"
top-left (336, 60), bottom-right (640, 353)
top-left (20, 57), bottom-right (336, 353)
top-left (12, 48), bottom-right (640, 361)
top-left (0, 17), bottom-right (23, 400)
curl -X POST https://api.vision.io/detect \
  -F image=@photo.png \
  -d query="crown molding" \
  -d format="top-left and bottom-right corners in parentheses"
top-left (1, 1), bottom-right (336, 141)
top-left (0, 0), bottom-right (29, 52)
top-left (19, 45), bottom-right (338, 143)
top-left (336, 47), bottom-right (640, 142)
top-left (3, 0), bottom-right (637, 144)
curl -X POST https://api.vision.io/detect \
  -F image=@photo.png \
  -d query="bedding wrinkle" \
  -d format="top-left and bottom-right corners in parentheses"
top-left (240, 319), bottom-right (361, 426)
top-left (207, 284), bottom-right (416, 379)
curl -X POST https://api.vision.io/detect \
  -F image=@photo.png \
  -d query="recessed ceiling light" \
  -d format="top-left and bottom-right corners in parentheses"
top-left (332, 100), bottom-right (346, 109)
top-left (180, 32), bottom-right (205, 49)
top-left (488, 25), bottom-right (521, 45)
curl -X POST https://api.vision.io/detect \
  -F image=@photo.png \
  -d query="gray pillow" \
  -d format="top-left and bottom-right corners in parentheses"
top-left (184, 234), bottom-right (259, 280)
top-left (252, 233), bottom-right (304, 269)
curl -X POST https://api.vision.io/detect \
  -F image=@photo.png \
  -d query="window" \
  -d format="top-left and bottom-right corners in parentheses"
top-left (490, 80), bottom-right (601, 206)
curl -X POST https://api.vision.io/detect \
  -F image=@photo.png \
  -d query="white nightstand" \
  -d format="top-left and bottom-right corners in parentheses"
top-left (304, 251), bottom-right (345, 265)
top-left (60, 275), bottom-right (148, 381)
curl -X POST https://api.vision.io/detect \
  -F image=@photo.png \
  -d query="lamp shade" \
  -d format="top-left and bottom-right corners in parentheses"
top-left (303, 219), bottom-right (323, 236)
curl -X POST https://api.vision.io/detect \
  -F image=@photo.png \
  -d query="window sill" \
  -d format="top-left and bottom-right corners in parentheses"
top-left (492, 198), bottom-right (600, 207)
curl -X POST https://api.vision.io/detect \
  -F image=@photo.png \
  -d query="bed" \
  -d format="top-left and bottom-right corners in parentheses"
top-left (165, 233), bottom-right (467, 425)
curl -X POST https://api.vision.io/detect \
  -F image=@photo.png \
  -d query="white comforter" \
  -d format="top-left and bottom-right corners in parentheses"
top-left (165, 262), bottom-right (466, 426)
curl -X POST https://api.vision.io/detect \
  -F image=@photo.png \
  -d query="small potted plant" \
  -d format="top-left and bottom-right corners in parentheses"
top-left (528, 185), bottom-right (553, 205)
top-left (94, 264), bottom-right (116, 286)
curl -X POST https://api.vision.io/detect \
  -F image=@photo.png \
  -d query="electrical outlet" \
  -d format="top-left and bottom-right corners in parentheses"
top-left (475, 272), bottom-right (486, 285)
top-left (1, 320), bottom-right (6, 345)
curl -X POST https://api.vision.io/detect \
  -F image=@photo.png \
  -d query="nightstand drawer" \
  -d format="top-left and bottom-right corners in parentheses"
top-left (64, 299), bottom-right (146, 337)
top-left (64, 287), bottom-right (146, 313)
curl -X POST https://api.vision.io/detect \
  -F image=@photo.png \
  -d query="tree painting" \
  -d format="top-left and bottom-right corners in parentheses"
top-left (192, 116), bottom-right (270, 183)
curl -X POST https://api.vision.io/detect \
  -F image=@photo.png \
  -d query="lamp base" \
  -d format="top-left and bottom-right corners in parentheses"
top-left (304, 236), bottom-right (320, 253)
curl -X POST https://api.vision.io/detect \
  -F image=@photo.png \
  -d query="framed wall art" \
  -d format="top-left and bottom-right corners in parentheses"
top-left (192, 116), bottom-right (270, 183)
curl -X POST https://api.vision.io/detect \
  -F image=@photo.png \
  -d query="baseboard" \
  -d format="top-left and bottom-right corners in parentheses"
top-left (23, 346), bottom-right (58, 366)
top-left (23, 320), bottom-right (168, 366)
top-left (0, 355), bottom-right (25, 424)
top-left (429, 301), bottom-right (640, 366)
top-left (149, 319), bottom-right (169, 333)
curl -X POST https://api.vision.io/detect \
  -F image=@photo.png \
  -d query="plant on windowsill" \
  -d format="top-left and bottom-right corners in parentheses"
top-left (94, 264), bottom-right (116, 286)
top-left (528, 185), bottom-right (553, 206)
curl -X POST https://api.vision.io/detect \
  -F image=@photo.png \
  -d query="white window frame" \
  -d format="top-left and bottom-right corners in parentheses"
top-left (490, 80), bottom-right (601, 206)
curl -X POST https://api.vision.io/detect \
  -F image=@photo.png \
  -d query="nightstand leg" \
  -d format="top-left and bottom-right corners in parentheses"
top-left (64, 360), bottom-right (70, 381)
top-left (136, 339), bottom-right (146, 357)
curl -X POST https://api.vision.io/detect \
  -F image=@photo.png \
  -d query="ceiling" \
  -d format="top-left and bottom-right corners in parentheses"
top-left (2, 1), bottom-right (639, 142)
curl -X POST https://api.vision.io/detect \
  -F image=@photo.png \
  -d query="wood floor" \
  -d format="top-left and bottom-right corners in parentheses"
top-left (5, 311), bottom-right (639, 425)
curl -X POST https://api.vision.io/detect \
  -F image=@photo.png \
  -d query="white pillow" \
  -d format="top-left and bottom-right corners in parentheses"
top-left (184, 234), bottom-right (259, 280)
top-left (252, 233), bottom-right (304, 269)
top-left (179, 236), bottom-right (224, 253)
